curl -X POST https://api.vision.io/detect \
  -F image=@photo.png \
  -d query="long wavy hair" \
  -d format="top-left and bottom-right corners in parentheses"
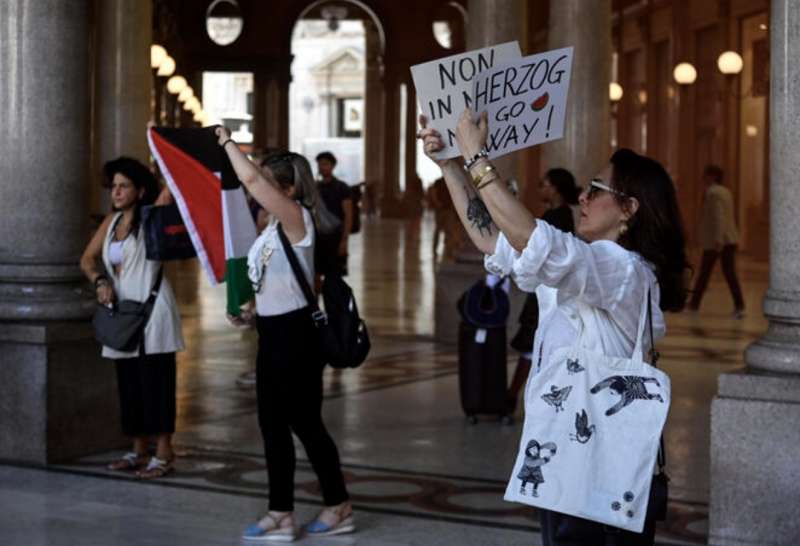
top-left (608, 148), bottom-right (689, 312)
top-left (261, 151), bottom-right (321, 224)
top-left (102, 156), bottom-right (160, 233)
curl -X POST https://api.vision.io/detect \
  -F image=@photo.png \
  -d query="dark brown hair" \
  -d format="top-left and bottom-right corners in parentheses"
top-left (544, 167), bottom-right (580, 205)
top-left (703, 164), bottom-right (724, 183)
top-left (609, 149), bottom-right (689, 312)
top-left (102, 156), bottom-right (160, 232)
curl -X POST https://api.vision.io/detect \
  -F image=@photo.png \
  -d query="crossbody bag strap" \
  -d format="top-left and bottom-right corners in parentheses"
top-left (140, 266), bottom-right (164, 357)
top-left (146, 267), bottom-right (164, 305)
top-left (647, 288), bottom-right (667, 471)
top-left (276, 224), bottom-right (327, 326)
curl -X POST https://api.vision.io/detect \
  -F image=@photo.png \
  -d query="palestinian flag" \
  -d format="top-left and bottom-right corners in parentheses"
top-left (147, 126), bottom-right (256, 316)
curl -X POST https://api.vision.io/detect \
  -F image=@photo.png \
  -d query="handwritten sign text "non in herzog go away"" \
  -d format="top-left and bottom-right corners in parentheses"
top-left (410, 42), bottom-right (522, 159)
top-left (473, 46), bottom-right (574, 159)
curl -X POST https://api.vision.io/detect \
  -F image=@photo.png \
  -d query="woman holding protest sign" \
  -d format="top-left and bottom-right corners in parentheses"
top-left (215, 127), bottom-right (352, 542)
top-left (418, 108), bottom-right (688, 545)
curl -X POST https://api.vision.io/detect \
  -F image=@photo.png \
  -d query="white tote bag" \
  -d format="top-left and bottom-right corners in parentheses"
top-left (503, 293), bottom-right (670, 533)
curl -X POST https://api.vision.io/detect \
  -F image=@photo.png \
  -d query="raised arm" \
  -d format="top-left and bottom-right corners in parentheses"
top-left (418, 115), bottom-right (498, 255)
top-left (215, 126), bottom-right (305, 244)
top-left (453, 109), bottom-right (536, 252)
top-left (154, 184), bottom-right (174, 206)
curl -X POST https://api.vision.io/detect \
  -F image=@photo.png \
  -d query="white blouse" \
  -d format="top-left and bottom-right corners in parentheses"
top-left (248, 207), bottom-right (316, 317)
top-left (485, 220), bottom-right (666, 373)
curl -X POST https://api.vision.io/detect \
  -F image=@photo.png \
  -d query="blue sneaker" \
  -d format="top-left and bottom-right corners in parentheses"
top-left (242, 512), bottom-right (295, 542)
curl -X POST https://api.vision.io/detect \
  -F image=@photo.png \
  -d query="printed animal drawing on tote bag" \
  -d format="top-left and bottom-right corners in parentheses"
top-left (590, 375), bottom-right (664, 416)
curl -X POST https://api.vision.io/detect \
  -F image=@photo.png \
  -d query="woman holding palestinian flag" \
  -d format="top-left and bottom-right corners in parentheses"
top-left (215, 126), bottom-right (353, 542)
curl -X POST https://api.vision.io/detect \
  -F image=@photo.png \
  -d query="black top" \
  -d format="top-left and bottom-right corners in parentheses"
top-left (317, 177), bottom-right (351, 221)
top-left (541, 204), bottom-right (575, 234)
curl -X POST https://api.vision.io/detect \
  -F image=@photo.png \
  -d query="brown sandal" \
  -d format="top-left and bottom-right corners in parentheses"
top-left (107, 452), bottom-right (148, 471)
top-left (135, 456), bottom-right (174, 479)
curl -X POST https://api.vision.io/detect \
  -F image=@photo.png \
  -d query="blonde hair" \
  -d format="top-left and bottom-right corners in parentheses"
top-left (262, 151), bottom-right (322, 225)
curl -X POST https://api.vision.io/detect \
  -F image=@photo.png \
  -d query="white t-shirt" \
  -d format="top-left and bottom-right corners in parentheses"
top-left (248, 207), bottom-right (316, 317)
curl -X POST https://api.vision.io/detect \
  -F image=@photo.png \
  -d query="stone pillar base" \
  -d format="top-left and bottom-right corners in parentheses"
top-left (709, 372), bottom-right (800, 545)
top-left (434, 259), bottom-right (526, 344)
top-left (0, 322), bottom-right (125, 465)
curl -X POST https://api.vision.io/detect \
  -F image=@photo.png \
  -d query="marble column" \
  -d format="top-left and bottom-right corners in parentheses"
top-left (254, 65), bottom-right (291, 152)
top-left (466, 0), bottom-right (524, 189)
top-left (434, 0), bottom-right (527, 343)
top-left (91, 0), bottom-right (152, 214)
top-left (362, 19), bottom-right (385, 216)
top-left (379, 68), bottom-right (402, 216)
top-left (542, 0), bottom-right (611, 188)
top-left (402, 79), bottom-right (423, 217)
top-left (0, 0), bottom-right (123, 463)
top-left (709, 1), bottom-right (800, 544)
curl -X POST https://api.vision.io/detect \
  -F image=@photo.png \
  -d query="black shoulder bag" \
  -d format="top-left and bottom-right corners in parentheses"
top-left (92, 268), bottom-right (163, 353)
top-left (277, 224), bottom-right (370, 369)
top-left (92, 216), bottom-right (164, 353)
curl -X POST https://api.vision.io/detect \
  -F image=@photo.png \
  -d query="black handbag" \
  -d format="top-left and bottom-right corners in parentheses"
top-left (92, 268), bottom-right (163, 353)
top-left (142, 203), bottom-right (197, 261)
top-left (645, 292), bottom-right (669, 521)
top-left (277, 224), bottom-right (370, 369)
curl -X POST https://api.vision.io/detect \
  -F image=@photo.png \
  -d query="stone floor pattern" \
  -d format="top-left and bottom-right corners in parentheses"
top-left (0, 214), bottom-right (768, 545)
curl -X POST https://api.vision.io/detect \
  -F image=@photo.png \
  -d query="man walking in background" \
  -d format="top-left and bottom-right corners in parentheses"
top-left (688, 164), bottom-right (745, 318)
top-left (316, 151), bottom-right (353, 277)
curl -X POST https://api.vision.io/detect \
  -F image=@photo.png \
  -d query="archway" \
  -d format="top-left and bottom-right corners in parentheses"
top-left (289, 1), bottom-right (387, 216)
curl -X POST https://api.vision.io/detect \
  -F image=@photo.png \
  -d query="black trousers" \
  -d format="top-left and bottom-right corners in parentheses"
top-left (256, 308), bottom-right (349, 511)
top-left (114, 352), bottom-right (176, 437)
top-left (689, 245), bottom-right (745, 310)
top-left (539, 510), bottom-right (656, 546)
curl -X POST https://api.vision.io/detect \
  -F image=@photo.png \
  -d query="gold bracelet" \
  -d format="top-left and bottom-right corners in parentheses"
top-left (476, 173), bottom-right (500, 191)
top-left (470, 162), bottom-right (497, 188)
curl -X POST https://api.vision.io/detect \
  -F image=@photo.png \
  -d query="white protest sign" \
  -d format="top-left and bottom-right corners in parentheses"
top-left (472, 46), bottom-right (574, 159)
top-left (411, 41), bottom-right (522, 159)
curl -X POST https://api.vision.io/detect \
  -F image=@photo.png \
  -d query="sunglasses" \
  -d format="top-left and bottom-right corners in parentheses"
top-left (262, 152), bottom-right (298, 166)
top-left (261, 152), bottom-right (298, 184)
top-left (586, 179), bottom-right (628, 201)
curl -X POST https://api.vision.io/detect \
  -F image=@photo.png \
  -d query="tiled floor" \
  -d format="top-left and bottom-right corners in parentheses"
top-left (0, 214), bottom-right (768, 545)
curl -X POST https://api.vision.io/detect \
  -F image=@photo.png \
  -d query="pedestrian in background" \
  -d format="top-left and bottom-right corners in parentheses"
top-left (315, 151), bottom-right (353, 278)
top-left (688, 164), bottom-right (745, 318)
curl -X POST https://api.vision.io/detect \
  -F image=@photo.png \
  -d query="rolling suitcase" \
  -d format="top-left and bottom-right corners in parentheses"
top-left (457, 322), bottom-right (510, 423)
top-left (456, 276), bottom-right (512, 424)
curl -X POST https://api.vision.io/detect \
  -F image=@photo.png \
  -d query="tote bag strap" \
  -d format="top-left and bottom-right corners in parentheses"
top-left (646, 288), bottom-right (667, 472)
top-left (630, 286), bottom-right (653, 362)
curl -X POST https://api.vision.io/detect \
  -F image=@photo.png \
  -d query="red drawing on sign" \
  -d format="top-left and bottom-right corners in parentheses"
top-left (531, 93), bottom-right (549, 112)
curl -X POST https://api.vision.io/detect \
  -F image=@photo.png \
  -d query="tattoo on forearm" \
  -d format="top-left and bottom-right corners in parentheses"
top-left (466, 194), bottom-right (494, 236)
